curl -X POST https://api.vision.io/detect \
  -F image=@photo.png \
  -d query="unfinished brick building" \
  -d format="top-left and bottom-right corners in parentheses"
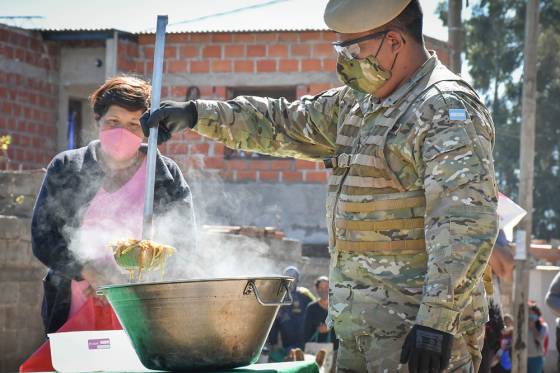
top-left (0, 23), bottom-right (450, 246)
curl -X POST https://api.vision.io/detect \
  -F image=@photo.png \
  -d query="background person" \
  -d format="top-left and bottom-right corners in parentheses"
top-left (479, 299), bottom-right (504, 373)
top-left (487, 230), bottom-right (514, 302)
top-left (545, 270), bottom-right (560, 316)
top-left (527, 301), bottom-right (548, 373)
top-left (490, 313), bottom-right (513, 373)
top-left (545, 270), bottom-right (560, 371)
top-left (479, 229), bottom-right (513, 372)
top-left (32, 76), bottom-right (196, 334)
top-left (303, 276), bottom-right (337, 346)
top-left (268, 266), bottom-right (315, 359)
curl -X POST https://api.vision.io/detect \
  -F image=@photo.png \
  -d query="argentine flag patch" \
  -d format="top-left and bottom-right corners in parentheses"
top-left (449, 108), bottom-right (467, 121)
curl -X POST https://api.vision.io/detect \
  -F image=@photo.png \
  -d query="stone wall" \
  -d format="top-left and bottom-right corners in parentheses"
top-left (0, 170), bottom-right (46, 372)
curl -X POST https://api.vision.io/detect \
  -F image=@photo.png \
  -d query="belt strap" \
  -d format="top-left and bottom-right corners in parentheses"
top-left (335, 217), bottom-right (424, 231)
top-left (324, 153), bottom-right (353, 169)
top-left (337, 239), bottom-right (426, 252)
top-left (338, 196), bottom-right (426, 212)
top-left (324, 153), bottom-right (385, 169)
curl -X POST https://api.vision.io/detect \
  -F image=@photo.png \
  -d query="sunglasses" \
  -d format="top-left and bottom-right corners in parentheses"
top-left (332, 31), bottom-right (388, 59)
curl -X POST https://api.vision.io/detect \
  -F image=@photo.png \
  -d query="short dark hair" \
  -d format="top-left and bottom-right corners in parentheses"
top-left (385, 0), bottom-right (424, 44)
top-left (90, 76), bottom-right (151, 119)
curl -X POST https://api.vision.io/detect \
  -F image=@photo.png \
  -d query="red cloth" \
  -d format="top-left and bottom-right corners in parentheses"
top-left (19, 297), bottom-right (121, 372)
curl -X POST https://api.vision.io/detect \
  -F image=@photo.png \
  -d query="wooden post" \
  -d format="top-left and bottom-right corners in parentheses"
top-left (511, 0), bottom-right (539, 372)
top-left (448, 0), bottom-right (463, 74)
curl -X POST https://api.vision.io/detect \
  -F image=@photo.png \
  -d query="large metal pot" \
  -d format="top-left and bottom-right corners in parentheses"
top-left (99, 276), bottom-right (293, 371)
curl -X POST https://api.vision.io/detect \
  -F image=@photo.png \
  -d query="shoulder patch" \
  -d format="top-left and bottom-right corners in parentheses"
top-left (449, 108), bottom-right (467, 121)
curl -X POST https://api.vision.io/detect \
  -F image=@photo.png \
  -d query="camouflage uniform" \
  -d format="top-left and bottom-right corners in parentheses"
top-left (193, 54), bottom-right (498, 372)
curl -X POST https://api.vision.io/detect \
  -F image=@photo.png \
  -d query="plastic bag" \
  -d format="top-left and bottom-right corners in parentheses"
top-left (19, 297), bottom-right (120, 372)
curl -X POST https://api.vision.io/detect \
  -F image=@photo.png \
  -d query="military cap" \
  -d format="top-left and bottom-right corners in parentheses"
top-left (324, 0), bottom-right (412, 33)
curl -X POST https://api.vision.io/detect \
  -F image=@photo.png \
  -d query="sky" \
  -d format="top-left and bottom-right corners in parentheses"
top-left (0, 0), bottom-right (450, 40)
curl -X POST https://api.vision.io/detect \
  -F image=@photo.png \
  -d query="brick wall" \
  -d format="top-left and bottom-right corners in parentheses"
top-left (0, 25), bottom-right (450, 177)
top-left (116, 31), bottom-right (450, 184)
top-left (0, 25), bottom-right (60, 170)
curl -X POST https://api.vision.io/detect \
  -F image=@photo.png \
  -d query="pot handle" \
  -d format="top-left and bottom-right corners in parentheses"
top-left (243, 279), bottom-right (293, 306)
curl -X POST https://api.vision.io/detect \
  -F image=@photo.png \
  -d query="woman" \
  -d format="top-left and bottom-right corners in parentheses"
top-left (303, 276), bottom-right (336, 345)
top-left (31, 76), bottom-right (196, 334)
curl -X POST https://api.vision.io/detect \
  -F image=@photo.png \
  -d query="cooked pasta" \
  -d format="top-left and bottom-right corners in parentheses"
top-left (111, 239), bottom-right (176, 281)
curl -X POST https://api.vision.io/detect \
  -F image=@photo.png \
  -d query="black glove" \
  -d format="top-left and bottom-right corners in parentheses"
top-left (140, 100), bottom-right (198, 144)
top-left (400, 325), bottom-right (453, 373)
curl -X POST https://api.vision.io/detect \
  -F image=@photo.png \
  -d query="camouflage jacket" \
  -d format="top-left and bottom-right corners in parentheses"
top-left (193, 54), bottom-right (499, 335)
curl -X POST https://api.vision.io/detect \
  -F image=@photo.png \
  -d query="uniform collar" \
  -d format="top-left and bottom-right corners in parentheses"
top-left (361, 51), bottom-right (439, 113)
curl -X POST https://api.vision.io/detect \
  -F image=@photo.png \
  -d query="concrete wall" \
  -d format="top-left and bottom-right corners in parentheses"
top-left (191, 181), bottom-right (328, 244)
top-left (0, 170), bottom-right (46, 372)
top-left (59, 47), bottom-right (105, 85)
top-left (56, 45), bottom-right (107, 151)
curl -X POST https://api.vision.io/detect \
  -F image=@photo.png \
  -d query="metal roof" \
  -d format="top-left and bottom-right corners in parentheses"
top-left (4, 0), bottom-right (449, 41)
top-left (138, 28), bottom-right (330, 34)
top-left (41, 28), bottom-right (137, 41)
top-left (38, 27), bottom-right (329, 35)
top-left (36, 27), bottom-right (447, 50)
top-left (154, 0), bottom-right (330, 34)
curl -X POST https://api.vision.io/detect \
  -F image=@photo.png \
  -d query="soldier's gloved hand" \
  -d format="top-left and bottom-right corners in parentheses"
top-left (140, 100), bottom-right (198, 144)
top-left (399, 325), bottom-right (453, 373)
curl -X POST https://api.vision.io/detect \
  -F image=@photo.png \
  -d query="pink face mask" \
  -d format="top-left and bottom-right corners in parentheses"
top-left (99, 128), bottom-right (142, 161)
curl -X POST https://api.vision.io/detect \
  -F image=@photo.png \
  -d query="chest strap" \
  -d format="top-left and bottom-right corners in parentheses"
top-left (335, 217), bottom-right (424, 231)
top-left (338, 195), bottom-right (426, 212)
top-left (324, 153), bottom-right (349, 169)
top-left (324, 153), bottom-right (387, 170)
top-left (337, 238), bottom-right (425, 253)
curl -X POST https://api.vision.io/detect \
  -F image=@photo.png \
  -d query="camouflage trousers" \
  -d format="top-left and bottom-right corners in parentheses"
top-left (328, 251), bottom-right (485, 373)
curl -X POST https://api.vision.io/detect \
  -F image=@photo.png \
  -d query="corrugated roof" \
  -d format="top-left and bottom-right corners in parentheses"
top-left (41, 28), bottom-right (137, 41)
top-left (39, 27), bottom-right (329, 34)
top-left (5, 0), bottom-right (449, 41)
top-left (140, 28), bottom-right (329, 34)
top-left (36, 27), bottom-right (447, 50)
top-left (39, 28), bottom-right (127, 33)
top-left (161, 0), bottom-right (328, 34)
top-left (33, 1), bottom-right (330, 34)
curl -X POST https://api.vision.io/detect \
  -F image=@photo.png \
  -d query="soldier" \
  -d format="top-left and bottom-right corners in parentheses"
top-left (141, 1), bottom-right (499, 371)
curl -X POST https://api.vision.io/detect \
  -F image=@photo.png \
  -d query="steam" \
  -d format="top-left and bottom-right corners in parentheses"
top-left (63, 155), bottom-right (284, 285)
top-left (170, 163), bottom-right (284, 280)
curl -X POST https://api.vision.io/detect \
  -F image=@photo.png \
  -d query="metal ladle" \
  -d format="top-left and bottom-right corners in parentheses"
top-left (143, 15), bottom-right (168, 240)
